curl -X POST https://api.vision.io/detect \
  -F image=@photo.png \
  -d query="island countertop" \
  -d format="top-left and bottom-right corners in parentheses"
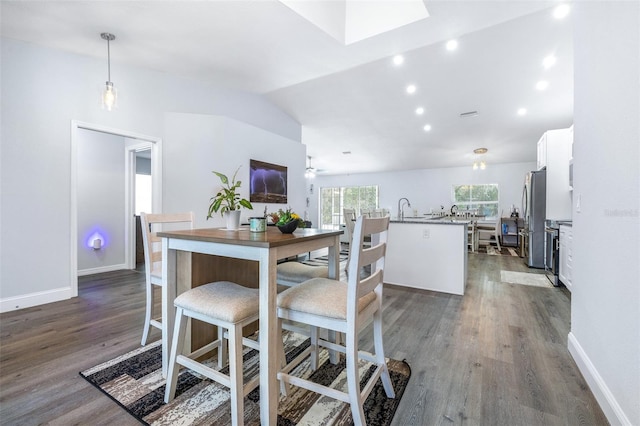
top-left (390, 218), bottom-right (470, 225)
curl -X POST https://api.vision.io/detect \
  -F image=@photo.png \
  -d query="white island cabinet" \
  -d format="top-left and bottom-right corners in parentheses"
top-left (385, 220), bottom-right (468, 295)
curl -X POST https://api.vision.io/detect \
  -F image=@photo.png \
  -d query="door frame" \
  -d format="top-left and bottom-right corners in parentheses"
top-left (70, 120), bottom-right (162, 296)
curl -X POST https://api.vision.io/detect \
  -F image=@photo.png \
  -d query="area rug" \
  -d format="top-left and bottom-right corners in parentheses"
top-left (473, 245), bottom-right (520, 256)
top-left (500, 270), bottom-right (554, 288)
top-left (80, 331), bottom-right (410, 425)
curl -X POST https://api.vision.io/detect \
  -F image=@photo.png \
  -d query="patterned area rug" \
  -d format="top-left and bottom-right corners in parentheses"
top-left (80, 332), bottom-right (410, 425)
top-left (500, 271), bottom-right (554, 288)
top-left (473, 245), bottom-right (520, 256)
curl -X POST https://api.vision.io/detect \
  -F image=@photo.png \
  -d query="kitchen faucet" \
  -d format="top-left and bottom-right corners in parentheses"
top-left (397, 197), bottom-right (411, 221)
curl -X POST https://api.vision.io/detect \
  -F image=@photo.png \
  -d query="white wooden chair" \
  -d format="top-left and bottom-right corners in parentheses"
top-left (467, 220), bottom-right (478, 252)
top-left (164, 281), bottom-right (260, 426)
top-left (371, 208), bottom-right (387, 218)
top-left (343, 208), bottom-right (357, 243)
top-left (276, 216), bottom-right (395, 425)
top-left (477, 218), bottom-right (502, 251)
top-left (140, 212), bottom-right (194, 346)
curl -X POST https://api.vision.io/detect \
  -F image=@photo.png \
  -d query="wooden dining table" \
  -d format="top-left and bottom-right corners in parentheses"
top-left (158, 226), bottom-right (342, 425)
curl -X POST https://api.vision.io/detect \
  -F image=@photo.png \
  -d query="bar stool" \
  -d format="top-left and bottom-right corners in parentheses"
top-left (140, 212), bottom-right (194, 346)
top-left (164, 281), bottom-right (260, 426)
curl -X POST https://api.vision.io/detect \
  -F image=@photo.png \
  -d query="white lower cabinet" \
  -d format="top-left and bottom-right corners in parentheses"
top-left (559, 225), bottom-right (573, 291)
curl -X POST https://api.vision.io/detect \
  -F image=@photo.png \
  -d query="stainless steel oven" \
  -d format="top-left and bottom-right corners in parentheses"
top-left (544, 222), bottom-right (560, 286)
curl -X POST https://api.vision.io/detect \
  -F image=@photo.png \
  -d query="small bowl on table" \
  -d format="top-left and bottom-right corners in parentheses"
top-left (277, 220), bottom-right (298, 234)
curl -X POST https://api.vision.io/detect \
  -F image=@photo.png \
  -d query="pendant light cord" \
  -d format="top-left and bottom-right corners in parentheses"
top-left (107, 37), bottom-right (111, 82)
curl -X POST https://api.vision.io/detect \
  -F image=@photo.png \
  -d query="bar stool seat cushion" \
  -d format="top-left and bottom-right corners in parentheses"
top-left (277, 277), bottom-right (376, 320)
top-left (174, 281), bottom-right (259, 324)
top-left (277, 262), bottom-right (328, 282)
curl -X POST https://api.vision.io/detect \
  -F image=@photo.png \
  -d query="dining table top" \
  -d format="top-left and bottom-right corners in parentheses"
top-left (157, 226), bottom-right (343, 248)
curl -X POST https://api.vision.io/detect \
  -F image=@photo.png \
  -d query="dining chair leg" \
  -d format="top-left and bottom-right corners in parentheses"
top-left (217, 325), bottom-right (227, 369)
top-left (164, 307), bottom-right (187, 403)
top-left (373, 306), bottom-right (395, 398)
top-left (345, 331), bottom-right (366, 426)
top-left (141, 282), bottom-right (153, 346)
top-left (310, 326), bottom-right (319, 371)
top-left (229, 325), bottom-right (244, 426)
top-left (277, 319), bottom-right (290, 396)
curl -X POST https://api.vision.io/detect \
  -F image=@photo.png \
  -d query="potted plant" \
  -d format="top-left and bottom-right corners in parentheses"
top-left (268, 207), bottom-right (306, 233)
top-left (207, 166), bottom-right (253, 230)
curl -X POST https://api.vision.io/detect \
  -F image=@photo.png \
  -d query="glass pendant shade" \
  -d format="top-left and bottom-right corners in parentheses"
top-left (102, 81), bottom-right (117, 111)
top-left (472, 148), bottom-right (488, 170)
top-left (100, 33), bottom-right (117, 111)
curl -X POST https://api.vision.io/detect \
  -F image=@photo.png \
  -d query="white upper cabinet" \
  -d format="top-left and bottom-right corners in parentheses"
top-left (537, 133), bottom-right (548, 171)
top-left (537, 127), bottom-right (573, 220)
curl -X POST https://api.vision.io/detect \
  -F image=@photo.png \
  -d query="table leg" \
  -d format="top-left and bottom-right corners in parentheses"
top-left (161, 240), bottom-right (177, 378)
top-left (327, 235), bottom-right (341, 364)
top-left (259, 248), bottom-right (278, 425)
top-left (327, 235), bottom-right (340, 280)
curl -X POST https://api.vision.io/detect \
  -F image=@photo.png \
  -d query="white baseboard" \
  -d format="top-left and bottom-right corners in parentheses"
top-left (77, 263), bottom-right (127, 277)
top-left (0, 287), bottom-right (73, 313)
top-left (568, 332), bottom-right (631, 426)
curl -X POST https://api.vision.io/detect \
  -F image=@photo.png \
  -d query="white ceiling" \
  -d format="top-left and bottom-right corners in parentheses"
top-left (0, 0), bottom-right (573, 175)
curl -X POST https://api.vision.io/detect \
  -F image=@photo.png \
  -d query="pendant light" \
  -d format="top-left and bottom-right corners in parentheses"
top-left (305, 156), bottom-right (316, 178)
top-left (100, 33), bottom-right (117, 111)
top-left (472, 147), bottom-right (488, 170)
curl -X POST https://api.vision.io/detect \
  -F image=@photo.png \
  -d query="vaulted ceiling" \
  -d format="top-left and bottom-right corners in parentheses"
top-left (1, 1), bottom-right (573, 175)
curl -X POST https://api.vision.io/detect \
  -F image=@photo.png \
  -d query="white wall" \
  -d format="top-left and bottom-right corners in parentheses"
top-left (0, 38), bottom-right (301, 311)
top-left (163, 113), bottom-right (306, 229)
top-left (77, 130), bottom-right (126, 272)
top-left (569, 2), bottom-right (639, 425)
top-left (310, 162), bottom-right (536, 223)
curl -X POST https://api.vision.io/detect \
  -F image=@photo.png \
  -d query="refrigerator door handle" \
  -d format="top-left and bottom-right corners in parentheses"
top-left (521, 182), bottom-right (528, 223)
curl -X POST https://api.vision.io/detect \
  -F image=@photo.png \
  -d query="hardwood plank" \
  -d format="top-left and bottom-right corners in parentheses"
top-left (0, 254), bottom-right (608, 425)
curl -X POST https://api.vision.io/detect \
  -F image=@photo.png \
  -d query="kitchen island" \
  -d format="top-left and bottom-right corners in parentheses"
top-left (385, 218), bottom-right (468, 295)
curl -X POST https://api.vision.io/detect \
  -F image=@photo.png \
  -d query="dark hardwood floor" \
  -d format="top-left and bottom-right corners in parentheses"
top-left (0, 254), bottom-right (608, 425)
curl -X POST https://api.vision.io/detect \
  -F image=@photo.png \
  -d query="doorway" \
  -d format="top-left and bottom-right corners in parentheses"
top-left (70, 120), bottom-right (162, 297)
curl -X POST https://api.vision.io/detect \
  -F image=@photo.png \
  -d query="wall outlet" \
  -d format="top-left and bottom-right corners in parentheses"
top-left (423, 229), bottom-right (430, 239)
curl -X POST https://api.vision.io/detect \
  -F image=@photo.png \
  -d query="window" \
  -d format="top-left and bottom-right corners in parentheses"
top-left (319, 185), bottom-right (379, 230)
top-left (452, 184), bottom-right (499, 219)
top-left (135, 174), bottom-right (152, 215)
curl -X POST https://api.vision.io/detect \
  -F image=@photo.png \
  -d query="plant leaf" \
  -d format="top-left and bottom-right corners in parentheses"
top-left (213, 171), bottom-right (229, 185)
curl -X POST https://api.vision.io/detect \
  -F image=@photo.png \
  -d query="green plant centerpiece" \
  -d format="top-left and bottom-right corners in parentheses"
top-left (269, 207), bottom-right (305, 234)
top-left (207, 166), bottom-right (253, 230)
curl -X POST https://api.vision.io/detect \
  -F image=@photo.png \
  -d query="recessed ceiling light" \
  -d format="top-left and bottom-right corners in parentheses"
top-left (536, 80), bottom-right (549, 91)
top-left (416, 107), bottom-right (424, 115)
top-left (553, 4), bottom-right (570, 19)
top-left (543, 55), bottom-right (557, 69)
top-left (517, 108), bottom-right (527, 116)
top-left (406, 84), bottom-right (417, 94)
top-left (423, 124), bottom-right (432, 132)
top-left (392, 55), bottom-right (404, 66)
top-left (446, 40), bottom-right (458, 51)
top-left (342, 151), bottom-right (351, 155)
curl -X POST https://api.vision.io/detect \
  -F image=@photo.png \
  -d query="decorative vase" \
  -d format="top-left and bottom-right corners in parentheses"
top-left (224, 210), bottom-right (242, 230)
top-left (277, 220), bottom-right (298, 234)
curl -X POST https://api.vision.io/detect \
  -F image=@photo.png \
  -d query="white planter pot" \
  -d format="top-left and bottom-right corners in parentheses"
top-left (224, 210), bottom-right (242, 230)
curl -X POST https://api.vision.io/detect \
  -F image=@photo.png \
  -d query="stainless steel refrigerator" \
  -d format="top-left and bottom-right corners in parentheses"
top-left (522, 169), bottom-right (546, 268)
